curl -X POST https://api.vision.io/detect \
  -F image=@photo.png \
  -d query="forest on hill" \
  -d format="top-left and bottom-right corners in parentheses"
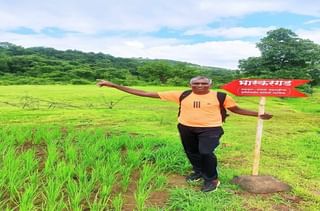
top-left (0, 42), bottom-right (235, 87)
top-left (0, 28), bottom-right (319, 87)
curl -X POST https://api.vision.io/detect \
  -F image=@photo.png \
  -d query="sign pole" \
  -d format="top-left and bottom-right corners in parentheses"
top-left (252, 96), bottom-right (266, 176)
top-left (222, 79), bottom-right (310, 193)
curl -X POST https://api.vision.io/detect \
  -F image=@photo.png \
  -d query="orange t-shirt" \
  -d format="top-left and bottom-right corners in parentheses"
top-left (158, 90), bottom-right (237, 127)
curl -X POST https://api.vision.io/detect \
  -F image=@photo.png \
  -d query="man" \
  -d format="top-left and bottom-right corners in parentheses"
top-left (97, 76), bottom-right (272, 192)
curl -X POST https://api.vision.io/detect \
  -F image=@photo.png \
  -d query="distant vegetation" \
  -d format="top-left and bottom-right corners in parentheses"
top-left (0, 28), bottom-right (319, 87)
top-left (0, 42), bottom-right (235, 87)
top-left (239, 28), bottom-right (320, 86)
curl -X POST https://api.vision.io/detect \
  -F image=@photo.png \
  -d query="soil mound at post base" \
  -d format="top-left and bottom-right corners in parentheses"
top-left (232, 175), bottom-right (291, 194)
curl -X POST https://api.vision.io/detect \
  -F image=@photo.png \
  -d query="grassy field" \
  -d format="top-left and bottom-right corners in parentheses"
top-left (0, 85), bottom-right (319, 210)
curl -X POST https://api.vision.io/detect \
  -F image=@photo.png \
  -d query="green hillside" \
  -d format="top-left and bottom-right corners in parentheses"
top-left (0, 42), bottom-right (235, 86)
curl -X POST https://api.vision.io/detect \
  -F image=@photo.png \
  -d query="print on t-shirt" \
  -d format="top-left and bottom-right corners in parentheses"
top-left (193, 101), bottom-right (200, 108)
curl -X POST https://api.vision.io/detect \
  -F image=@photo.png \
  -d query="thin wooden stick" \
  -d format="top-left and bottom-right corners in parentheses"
top-left (252, 96), bottom-right (266, 175)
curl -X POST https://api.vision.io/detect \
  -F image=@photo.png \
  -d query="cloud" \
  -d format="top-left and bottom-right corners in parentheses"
top-left (124, 41), bottom-right (145, 49)
top-left (141, 41), bottom-right (260, 69)
top-left (1, 0), bottom-right (320, 69)
top-left (304, 19), bottom-right (320, 25)
top-left (1, 1), bottom-right (320, 33)
top-left (0, 31), bottom-right (260, 69)
top-left (184, 27), bottom-right (276, 39)
top-left (297, 29), bottom-right (320, 44)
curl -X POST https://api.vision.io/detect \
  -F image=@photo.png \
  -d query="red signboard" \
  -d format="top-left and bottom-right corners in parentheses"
top-left (221, 79), bottom-right (310, 97)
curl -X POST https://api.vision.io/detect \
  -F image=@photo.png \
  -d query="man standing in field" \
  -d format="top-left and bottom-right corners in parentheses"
top-left (97, 76), bottom-right (272, 192)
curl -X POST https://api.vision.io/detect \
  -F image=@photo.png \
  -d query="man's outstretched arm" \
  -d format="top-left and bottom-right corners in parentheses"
top-left (97, 80), bottom-right (160, 98)
top-left (228, 106), bottom-right (273, 120)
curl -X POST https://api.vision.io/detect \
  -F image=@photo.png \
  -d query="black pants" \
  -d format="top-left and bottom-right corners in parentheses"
top-left (177, 123), bottom-right (224, 181)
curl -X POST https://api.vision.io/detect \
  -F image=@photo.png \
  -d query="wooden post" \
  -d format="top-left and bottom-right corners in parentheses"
top-left (252, 96), bottom-right (266, 176)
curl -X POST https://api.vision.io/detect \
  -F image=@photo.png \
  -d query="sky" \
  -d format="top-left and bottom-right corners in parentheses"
top-left (1, 0), bottom-right (320, 69)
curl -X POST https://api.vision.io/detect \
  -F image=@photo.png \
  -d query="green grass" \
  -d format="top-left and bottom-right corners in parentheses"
top-left (0, 85), bottom-right (319, 210)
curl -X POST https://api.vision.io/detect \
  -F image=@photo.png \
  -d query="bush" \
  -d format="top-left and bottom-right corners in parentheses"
top-left (70, 78), bottom-right (92, 84)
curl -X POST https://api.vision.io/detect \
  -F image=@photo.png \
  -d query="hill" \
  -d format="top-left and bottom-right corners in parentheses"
top-left (0, 42), bottom-right (236, 86)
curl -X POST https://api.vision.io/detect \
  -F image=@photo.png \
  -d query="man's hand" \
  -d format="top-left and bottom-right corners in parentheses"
top-left (259, 113), bottom-right (273, 120)
top-left (96, 80), bottom-right (115, 87)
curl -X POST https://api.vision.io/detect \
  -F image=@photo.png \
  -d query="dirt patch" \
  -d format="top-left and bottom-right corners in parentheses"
top-left (280, 193), bottom-right (302, 204)
top-left (16, 140), bottom-right (34, 153)
top-left (167, 174), bottom-right (188, 188)
top-left (120, 145), bottom-right (128, 163)
top-left (146, 191), bottom-right (169, 207)
top-left (16, 141), bottom-right (48, 171)
top-left (145, 174), bottom-right (190, 209)
top-left (111, 172), bottom-right (188, 210)
top-left (122, 170), bottom-right (140, 211)
top-left (120, 145), bottom-right (127, 153)
top-left (34, 142), bottom-right (48, 171)
top-left (60, 127), bottom-right (68, 138)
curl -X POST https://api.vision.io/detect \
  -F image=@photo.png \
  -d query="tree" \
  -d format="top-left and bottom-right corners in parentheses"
top-left (239, 28), bottom-right (320, 85)
top-left (0, 58), bottom-right (10, 73)
top-left (137, 61), bottom-right (175, 84)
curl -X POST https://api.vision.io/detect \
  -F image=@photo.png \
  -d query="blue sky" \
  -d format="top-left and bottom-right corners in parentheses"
top-left (1, 0), bottom-right (320, 69)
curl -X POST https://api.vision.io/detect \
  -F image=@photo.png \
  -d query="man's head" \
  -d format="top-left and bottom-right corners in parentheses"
top-left (189, 76), bottom-right (213, 94)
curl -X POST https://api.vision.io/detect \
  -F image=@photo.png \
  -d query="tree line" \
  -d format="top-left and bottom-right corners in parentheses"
top-left (0, 43), bottom-right (235, 87)
top-left (0, 28), bottom-right (319, 87)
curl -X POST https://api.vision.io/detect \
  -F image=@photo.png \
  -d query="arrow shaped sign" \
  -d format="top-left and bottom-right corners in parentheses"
top-left (221, 79), bottom-right (310, 97)
top-left (221, 78), bottom-right (310, 176)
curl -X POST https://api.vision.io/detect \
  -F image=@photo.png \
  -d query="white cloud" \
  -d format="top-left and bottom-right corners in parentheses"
top-left (304, 19), bottom-right (320, 25)
top-left (1, 0), bottom-right (320, 69)
top-left (297, 29), bottom-right (320, 44)
top-left (184, 27), bottom-right (276, 39)
top-left (1, 0), bottom-right (320, 33)
top-left (104, 40), bottom-right (261, 69)
top-left (124, 41), bottom-right (145, 49)
top-left (140, 41), bottom-right (260, 69)
top-left (0, 31), bottom-right (260, 69)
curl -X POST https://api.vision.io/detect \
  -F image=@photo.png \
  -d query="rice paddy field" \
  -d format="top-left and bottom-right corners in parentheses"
top-left (0, 85), bottom-right (319, 210)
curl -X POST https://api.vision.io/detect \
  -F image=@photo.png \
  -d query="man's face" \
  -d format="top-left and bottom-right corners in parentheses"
top-left (190, 79), bottom-right (212, 94)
